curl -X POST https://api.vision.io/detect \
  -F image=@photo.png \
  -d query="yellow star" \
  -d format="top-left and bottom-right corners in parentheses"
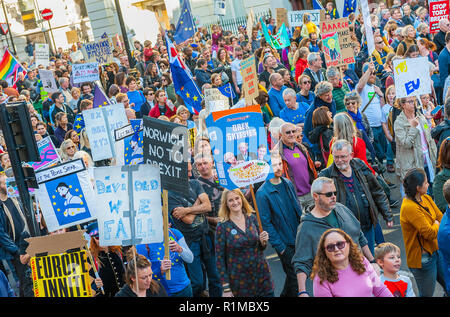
top-left (186, 92), bottom-right (190, 98)
top-left (193, 96), bottom-right (198, 101)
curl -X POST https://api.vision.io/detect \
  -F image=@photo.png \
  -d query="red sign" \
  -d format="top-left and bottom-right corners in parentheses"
top-left (41, 9), bottom-right (53, 21)
top-left (429, 0), bottom-right (449, 34)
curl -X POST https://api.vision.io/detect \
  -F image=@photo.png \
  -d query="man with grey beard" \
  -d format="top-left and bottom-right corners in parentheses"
top-left (318, 139), bottom-right (393, 256)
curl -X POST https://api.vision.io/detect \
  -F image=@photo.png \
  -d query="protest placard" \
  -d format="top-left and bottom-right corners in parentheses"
top-left (360, 0), bottom-right (375, 56)
top-left (83, 103), bottom-right (128, 161)
top-left (38, 69), bottom-right (58, 93)
top-left (6, 177), bottom-right (34, 198)
top-left (70, 50), bottom-right (84, 63)
top-left (143, 117), bottom-right (189, 195)
top-left (246, 9), bottom-right (255, 40)
top-left (429, 0), bottom-right (450, 33)
top-left (72, 62), bottom-right (100, 84)
top-left (114, 123), bottom-right (144, 166)
top-left (66, 30), bottom-right (79, 44)
top-left (35, 43), bottom-right (49, 67)
top-left (30, 136), bottom-right (60, 171)
top-left (393, 56), bottom-right (432, 98)
top-left (94, 164), bottom-right (164, 247)
top-left (288, 10), bottom-right (321, 27)
top-left (276, 8), bottom-right (289, 29)
top-left (35, 159), bottom-right (98, 232)
top-left (205, 105), bottom-right (274, 190)
top-left (30, 250), bottom-right (92, 297)
top-left (204, 88), bottom-right (229, 115)
top-left (320, 17), bottom-right (355, 67)
top-left (240, 55), bottom-right (259, 105)
top-left (81, 38), bottom-right (114, 65)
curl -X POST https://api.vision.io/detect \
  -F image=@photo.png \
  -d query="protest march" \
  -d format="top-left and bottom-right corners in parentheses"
top-left (1, 0), bottom-right (450, 302)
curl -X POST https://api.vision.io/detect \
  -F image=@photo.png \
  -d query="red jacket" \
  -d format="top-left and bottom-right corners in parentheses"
top-left (295, 58), bottom-right (308, 83)
top-left (149, 103), bottom-right (177, 118)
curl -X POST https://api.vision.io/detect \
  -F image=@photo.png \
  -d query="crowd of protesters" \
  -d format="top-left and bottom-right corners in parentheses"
top-left (0, 0), bottom-right (450, 298)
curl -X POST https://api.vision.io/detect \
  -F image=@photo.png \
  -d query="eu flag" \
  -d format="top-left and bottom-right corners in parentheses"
top-left (343, 0), bottom-right (357, 17)
top-left (166, 33), bottom-right (203, 114)
top-left (217, 83), bottom-right (236, 99)
top-left (313, 0), bottom-right (324, 10)
top-left (174, 0), bottom-right (195, 44)
top-left (93, 82), bottom-right (111, 108)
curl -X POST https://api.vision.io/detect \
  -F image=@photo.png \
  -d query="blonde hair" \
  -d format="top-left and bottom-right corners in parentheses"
top-left (374, 242), bottom-right (401, 261)
top-left (218, 189), bottom-right (255, 222)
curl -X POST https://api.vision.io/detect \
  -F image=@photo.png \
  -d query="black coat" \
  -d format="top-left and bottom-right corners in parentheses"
top-left (115, 282), bottom-right (167, 297)
top-left (319, 158), bottom-right (393, 229)
top-left (91, 251), bottom-right (126, 297)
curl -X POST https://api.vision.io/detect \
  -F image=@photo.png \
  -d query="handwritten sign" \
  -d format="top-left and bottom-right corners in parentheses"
top-left (204, 88), bottom-right (229, 115)
top-left (288, 10), bottom-right (321, 27)
top-left (94, 164), bottom-right (164, 247)
top-left (429, 0), bottom-right (450, 33)
top-left (31, 136), bottom-right (60, 171)
top-left (143, 117), bottom-right (189, 195)
top-left (276, 8), bottom-right (289, 29)
top-left (38, 69), bottom-right (58, 93)
top-left (35, 159), bottom-right (98, 232)
top-left (72, 63), bottom-right (100, 84)
top-left (35, 43), bottom-right (49, 67)
top-left (81, 38), bottom-right (114, 65)
top-left (114, 123), bottom-right (144, 166)
top-left (320, 18), bottom-right (355, 67)
top-left (83, 103), bottom-right (128, 161)
top-left (240, 55), bottom-right (259, 105)
top-left (393, 57), bottom-right (432, 98)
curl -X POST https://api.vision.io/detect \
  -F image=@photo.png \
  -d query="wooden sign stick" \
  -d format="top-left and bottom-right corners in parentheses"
top-left (77, 224), bottom-right (104, 295)
top-left (163, 189), bottom-right (171, 280)
top-left (249, 184), bottom-right (263, 233)
top-left (132, 246), bottom-right (139, 293)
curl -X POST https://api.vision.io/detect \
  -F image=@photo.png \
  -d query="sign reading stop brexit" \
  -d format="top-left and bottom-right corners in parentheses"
top-left (143, 117), bottom-right (189, 195)
top-left (205, 105), bottom-right (274, 190)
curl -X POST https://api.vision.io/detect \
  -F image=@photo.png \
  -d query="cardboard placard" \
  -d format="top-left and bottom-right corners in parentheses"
top-left (94, 164), bottom-right (164, 247)
top-left (30, 250), bottom-right (92, 297)
top-left (83, 103), bottom-right (128, 161)
top-left (320, 18), bottom-right (355, 67)
top-left (393, 57), bottom-right (432, 98)
top-left (81, 38), bottom-right (114, 66)
top-left (35, 159), bottom-right (99, 232)
top-left (429, 0), bottom-right (450, 33)
top-left (30, 136), bottom-right (60, 171)
top-left (204, 88), bottom-right (229, 115)
top-left (38, 69), bottom-right (58, 93)
top-left (35, 43), bottom-right (49, 67)
top-left (276, 8), bottom-right (289, 29)
top-left (72, 62), bottom-right (100, 84)
top-left (143, 117), bottom-right (189, 195)
top-left (240, 55), bottom-right (259, 105)
top-left (66, 30), bottom-right (79, 44)
top-left (25, 230), bottom-right (88, 257)
top-left (288, 10), bottom-right (321, 27)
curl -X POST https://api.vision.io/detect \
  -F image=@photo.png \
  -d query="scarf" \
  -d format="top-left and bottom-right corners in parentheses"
top-left (348, 110), bottom-right (365, 132)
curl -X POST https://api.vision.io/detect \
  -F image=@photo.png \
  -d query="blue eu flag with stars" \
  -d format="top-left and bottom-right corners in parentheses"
top-left (166, 33), bottom-right (203, 114)
top-left (174, 0), bottom-right (195, 44)
top-left (343, 0), bottom-right (356, 17)
top-left (217, 83), bottom-right (236, 99)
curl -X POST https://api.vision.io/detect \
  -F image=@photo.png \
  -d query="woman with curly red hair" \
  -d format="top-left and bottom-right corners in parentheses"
top-left (311, 228), bottom-right (392, 297)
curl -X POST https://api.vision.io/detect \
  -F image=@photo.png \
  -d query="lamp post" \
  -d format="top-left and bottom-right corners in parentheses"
top-left (113, 0), bottom-right (135, 69)
top-left (1, 0), bottom-right (16, 55)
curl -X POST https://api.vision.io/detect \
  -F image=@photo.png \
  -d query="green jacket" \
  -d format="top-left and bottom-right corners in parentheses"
top-left (332, 83), bottom-right (350, 113)
top-left (432, 168), bottom-right (450, 213)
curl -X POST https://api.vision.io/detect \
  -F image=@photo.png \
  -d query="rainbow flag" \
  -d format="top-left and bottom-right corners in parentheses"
top-left (0, 49), bottom-right (26, 86)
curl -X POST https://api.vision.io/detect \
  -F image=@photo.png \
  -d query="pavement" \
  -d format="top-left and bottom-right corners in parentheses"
top-left (264, 170), bottom-right (446, 297)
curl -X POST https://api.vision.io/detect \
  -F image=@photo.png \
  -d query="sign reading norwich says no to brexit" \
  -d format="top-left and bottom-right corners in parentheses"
top-left (143, 117), bottom-right (189, 195)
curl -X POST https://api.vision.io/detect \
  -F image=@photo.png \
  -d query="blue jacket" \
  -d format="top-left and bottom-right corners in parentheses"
top-left (256, 177), bottom-right (303, 254)
top-left (438, 47), bottom-right (450, 88)
top-left (268, 86), bottom-right (287, 117)
top-left (0, 270), bottom-right (15, 297)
